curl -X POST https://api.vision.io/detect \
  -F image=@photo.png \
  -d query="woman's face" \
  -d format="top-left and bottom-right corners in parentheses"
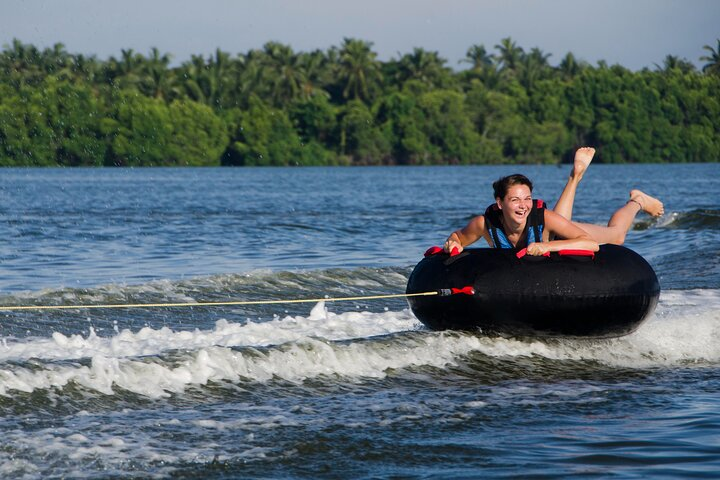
top-left (497, 184), bottom-right (533, 225)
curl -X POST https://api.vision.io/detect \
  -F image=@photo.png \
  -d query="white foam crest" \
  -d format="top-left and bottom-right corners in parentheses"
top-left (0, 333), bottom-right (486, 398)
top-left (654, 211), bottom-right (681, 228)
top-left (0, 290), bottom-right (718, 399)
top-left (0, 291), bottom-right (717, 399)
top-left (0, 302), bottom-right (420, 362)
top-left (458, 289), bottom-right (720, 367)
top-left (599, 289), bottom-right (720, 367)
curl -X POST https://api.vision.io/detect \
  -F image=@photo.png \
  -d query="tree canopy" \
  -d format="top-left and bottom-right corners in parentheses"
top-left (0, 37), bottom-right (718, 166)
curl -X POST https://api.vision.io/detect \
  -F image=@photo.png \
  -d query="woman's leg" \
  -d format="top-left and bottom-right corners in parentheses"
top-left (551, 146), bottom-right (664, 245)
top-left (553, 147), bottom-right (595, 221)
top-left (573, 190), bottom-right (664, 245)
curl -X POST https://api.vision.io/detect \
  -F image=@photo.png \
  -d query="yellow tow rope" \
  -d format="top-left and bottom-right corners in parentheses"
top-left (0, 291), bottom-right (440, 311)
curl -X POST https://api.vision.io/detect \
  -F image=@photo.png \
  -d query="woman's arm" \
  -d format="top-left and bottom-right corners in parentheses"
top-left (444, 215), bottom-right (489, 253)
top-left (526, 209), bottom-right (599, 256)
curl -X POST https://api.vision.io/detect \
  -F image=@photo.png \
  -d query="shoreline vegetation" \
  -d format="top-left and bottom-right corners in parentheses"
top-left (0, 38), bottom-right (719, 167)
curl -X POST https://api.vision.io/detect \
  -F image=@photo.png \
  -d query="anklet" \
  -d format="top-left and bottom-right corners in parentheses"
top-left (628, 198), bottom-right (643, 209)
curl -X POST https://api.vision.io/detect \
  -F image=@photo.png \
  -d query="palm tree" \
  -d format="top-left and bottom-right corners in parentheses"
top-left (700, 39), bottom-right (720, 75)
top-left (41, 42), bottom-right (72, 78)
top-left (654, 55), bottom-right (696, 73)
top-left (69, 53), bottom-right (102, 84)
top-left (1, 38), bottom-right (43, 86)
top-left (180, 49), bottom-right (233, 108)
top-left (258, 41), bottom-right (307, 106)
top-left (141, 47), bottom-right (177, 100)
top-left (558, 52), bottom-right (585, 79)
top-left (518, 47), bottom-right (551, 90)
top-left (462, 44), bottom-right (494, 71)
top-left (336, 38), bottom-right (381, 102)
top-left (297, 49), bottom-right (331, 99)
top-left (231, 51), bottom-right (263, 108)
top-left (494, 37), bottom-right (524, 74)
top-left (395, 47), bottom-right (450, 88)
top-left (104, 48), bottom-right (145, 89)
top-left (459, 44), bottom-right (500, 88)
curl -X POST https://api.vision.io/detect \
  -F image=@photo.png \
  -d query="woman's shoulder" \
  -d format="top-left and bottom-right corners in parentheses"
top-left (464, 213), bottom-right (487, 233)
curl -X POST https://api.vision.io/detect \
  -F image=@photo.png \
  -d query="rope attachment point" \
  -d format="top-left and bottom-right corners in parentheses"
top-left (437, 286), bottom-right (475, 297)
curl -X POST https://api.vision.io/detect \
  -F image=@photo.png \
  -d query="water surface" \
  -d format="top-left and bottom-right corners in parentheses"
top-left (0, 164), bottom-right (718, 478)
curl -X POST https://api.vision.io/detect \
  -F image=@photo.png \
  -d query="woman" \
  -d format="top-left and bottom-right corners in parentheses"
top-left (443, 147), bottom-right (664, 256)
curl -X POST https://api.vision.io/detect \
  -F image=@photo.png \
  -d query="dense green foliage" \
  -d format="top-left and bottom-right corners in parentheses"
top-left (1, 38), bottom-right (718, 166)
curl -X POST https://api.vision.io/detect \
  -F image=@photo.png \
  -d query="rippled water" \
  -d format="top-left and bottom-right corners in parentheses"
top-left (0, 164), bottom-right (718, 478)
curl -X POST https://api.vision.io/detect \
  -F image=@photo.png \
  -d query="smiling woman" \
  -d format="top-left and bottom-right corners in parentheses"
top-left (443, 147), bottom-right (665, 255)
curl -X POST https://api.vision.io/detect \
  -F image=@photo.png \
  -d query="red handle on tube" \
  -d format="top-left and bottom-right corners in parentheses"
top-left (516, 248), bottom-right (550, 259)
top-left (424, 246), bottom-right (444, 257)
top-left (558, 249), bottom-right (595, 258)
top-left (424, 246), bottom-right (462, 257)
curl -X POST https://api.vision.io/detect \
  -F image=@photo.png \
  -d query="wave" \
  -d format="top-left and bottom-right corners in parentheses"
top-left (0, 266), bottom-right (414, 337)
top-left (0, 289), bottom-right (718, 400)
top-left (0, 302), bottom-right (421, 363)
top-left (0, 265), bottom-right (413, 306)
top-left (648, 208), bottom-right (720, 231)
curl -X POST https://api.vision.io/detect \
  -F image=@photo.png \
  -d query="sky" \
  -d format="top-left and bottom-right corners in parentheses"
top-left (2, 0), bottom-right (719, 71)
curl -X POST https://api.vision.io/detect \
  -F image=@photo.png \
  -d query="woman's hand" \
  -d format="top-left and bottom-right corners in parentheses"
top-left (444, 235), bottom-right (463, 254)
top-left (526, 242), bottom-right (549, 256)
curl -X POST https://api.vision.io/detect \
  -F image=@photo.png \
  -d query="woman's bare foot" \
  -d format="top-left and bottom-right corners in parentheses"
top-left (571, 147), bottom-right (595, 181)
top-left (629, 189), bottom-right (664, 217)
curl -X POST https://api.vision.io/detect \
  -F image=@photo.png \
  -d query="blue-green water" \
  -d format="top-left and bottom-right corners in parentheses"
top-left (0, 164), bottom-right (718, 478)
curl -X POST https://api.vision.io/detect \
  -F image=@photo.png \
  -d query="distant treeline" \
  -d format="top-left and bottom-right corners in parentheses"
top-left (1, 38), bottom-right (719, 166)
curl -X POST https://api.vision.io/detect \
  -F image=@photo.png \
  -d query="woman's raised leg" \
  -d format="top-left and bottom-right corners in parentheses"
top-left (553, 147), bottom-right (595, 221)
top-left (573, 190), bottom-right (664, 245)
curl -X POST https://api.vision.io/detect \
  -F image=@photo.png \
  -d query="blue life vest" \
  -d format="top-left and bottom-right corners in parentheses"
top-left (484, 199), bottom-right (546, 249)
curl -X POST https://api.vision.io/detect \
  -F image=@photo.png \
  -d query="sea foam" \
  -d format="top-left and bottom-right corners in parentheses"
top-left (0, 290), bottom-right (718, 398)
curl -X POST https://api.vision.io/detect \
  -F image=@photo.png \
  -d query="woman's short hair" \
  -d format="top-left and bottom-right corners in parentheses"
top-left (492, 174), bottom-right (533, 200)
